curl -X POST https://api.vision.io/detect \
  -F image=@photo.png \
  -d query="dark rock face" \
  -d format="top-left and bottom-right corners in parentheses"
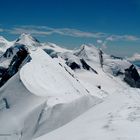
top-left (124, 65), bottom-right (140, 88)
top-left (0, 67), bottom-right (7, 77)
top-left (110, 55), bottom-right (123, 60)
top-left (43, 49), bottom-right (54, 55)
top-left (80, 59), bottom-right (90, 70)
top-left (0, 46), bottom-right (30, 87)
top-left (65, 58), bottom-right (98, 74)
top-left (99, 49), bottom-right (103, 68)
top-left (66, 61), bottom-right (80, 70)
top-left (1, 44), bottom-right (27, 60)
top-left (3, 47), bottom-right (14, 58)
top-left (80, 59), bottom-right (98, 74)
top-left (43, 49), bottom-right (58, 58)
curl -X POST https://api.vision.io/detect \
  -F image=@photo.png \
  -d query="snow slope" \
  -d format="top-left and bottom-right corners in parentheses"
top-left (36, 86), bottom-right (140, 140)
top-left (21, 48), bottom-right (88, 98)
top-left (0, 47), bottom-right (101, 140)
top-left (1, 34), bottom-right (140, 140)
top-left (20, 48), bottom-right (102, 137)
top-left (0, 36), bottom-right (13, 53)
top-left (21, 48), bottom-right (92, 98)
top-left (0, 73), bottom-right (46, 140)
top-left (59, 44), bottom-right (131, 95)
top-left (35, 44), bottom-right (140, 140)
top-left (42, 42), bottom-right (70, 53)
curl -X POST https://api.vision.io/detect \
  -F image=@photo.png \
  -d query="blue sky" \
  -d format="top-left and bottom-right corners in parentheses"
top-left (0, 0), bottom-right (140, 57)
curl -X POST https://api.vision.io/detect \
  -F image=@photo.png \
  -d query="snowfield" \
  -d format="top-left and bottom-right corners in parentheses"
top-left (0, 36), bottom-right (14, 53)
top-left (0, 45), bottom-right (101, 140)
top-left (0, 34), bottom-right (140, 140)
top-left (36, 88), bottom-right (140, 140)
top-left (20, 48), bottom-right (90, 98)
top-left (0, 73), bottom-right (46, 140)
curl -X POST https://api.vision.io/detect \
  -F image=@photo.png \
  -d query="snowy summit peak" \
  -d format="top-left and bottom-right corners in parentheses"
top-left (17, 33), bottom-right (40, 43)
top-left (0, 36), bottom-right (13, 52)
top-left (19, 33), bottom-right (31, 38)
top-left (74, 44), bottom-right (99, 60)
top-left (81, 44), bottom-right (97, 51)
top-left (0, 36), bottom-right (9, 43)
top-left (15, 33), bottom-right (41, 49)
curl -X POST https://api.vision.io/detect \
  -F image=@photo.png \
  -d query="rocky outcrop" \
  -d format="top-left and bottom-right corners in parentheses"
top-left (65, 57), bottom-right (98, 74)
top-left (66, 61), bottom-right (80, 70)
top-left (110, 55), bottom-right (123, 60)
top-left (80, 59), bottom-right (98, 74)
top-left (0, 46), bottom-right (30, 87)
top-left (124, 65), bottom-right (140, 88)
top-left (0, 67), bottom-right (7, 77)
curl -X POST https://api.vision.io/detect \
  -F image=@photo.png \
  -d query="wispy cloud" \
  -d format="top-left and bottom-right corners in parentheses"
top-left (1, 25), bottom-right (140, 44)
top-left (50, 28), bottom-right (106, 38)
top-left (7, 25), bottom-right (107, 38)
top-left (97, 34), bottom-right (140, 49)
top-left (127, 53), bottom-right (140, 61)
top-left (8, 27), bottom-right (53, 36)
top-left (106, 35), bottom-right (140, 41)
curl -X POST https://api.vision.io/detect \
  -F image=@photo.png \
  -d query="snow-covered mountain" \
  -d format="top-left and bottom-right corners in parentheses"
top-left (15, 33), bottom-right (41, 50)
top-left (0, 36), bottom-right (13, 53)
top-left (0, 34), bottom-right (140, 140)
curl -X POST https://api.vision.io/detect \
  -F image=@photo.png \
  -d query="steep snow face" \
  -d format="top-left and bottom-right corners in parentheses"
top-left (20, 48), bottom-right (103, 137)
top-left (0, 47), bottom-right (102, 140)
top-left (20, 48), bottom-right (90, 99)
top-left (0, 72), bottom-right (101, 140)
top-left (0, 36), bottom-right (13, 53)
top-left (0, 73), bottom-right (46, 140)
top-left (16, 33), bottom-right (40, 50)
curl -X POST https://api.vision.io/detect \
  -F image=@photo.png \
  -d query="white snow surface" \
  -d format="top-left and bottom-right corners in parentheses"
top-left (0, 47), bottom-right (101, 140)
top-left (0, 36), bottom-right (14, 52)
top-left (34, 45), bottom-right (140, 140)
top-left (41, 42), bottom-right (70, 53)
top-left (36, 87), bottom-right (140, 140)
top-left (0, 35), bottom-right (140, 140)
top-left (20, 48), bottom-right (90, 100)
top-left (16, 33), bottom-right (41, 50)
